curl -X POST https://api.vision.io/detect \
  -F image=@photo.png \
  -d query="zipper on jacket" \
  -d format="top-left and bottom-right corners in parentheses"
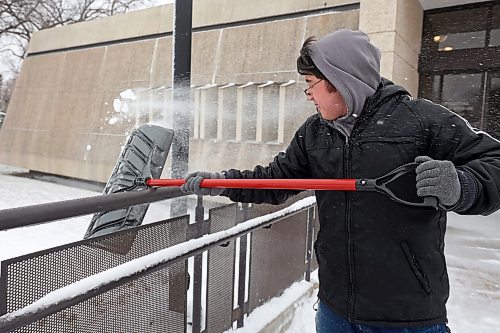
top-left (344, 136), bottom-right (355, 322)
top-left (343, 112), bottom-right (368, 322)
top-left (330, 108), bottom-right (370, 322)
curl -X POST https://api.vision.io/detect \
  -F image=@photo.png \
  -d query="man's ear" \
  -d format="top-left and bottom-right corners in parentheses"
top-left (325, 81), bottom-right (336, 93)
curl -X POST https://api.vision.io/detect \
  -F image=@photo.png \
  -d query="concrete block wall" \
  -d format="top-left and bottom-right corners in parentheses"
top-left (359, 0), bottom-right (423, 96)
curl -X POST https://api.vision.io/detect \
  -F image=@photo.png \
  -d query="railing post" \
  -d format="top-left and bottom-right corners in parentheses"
top-left (0, 265), bottom-right (6, 316)
top-left (236, 203), bottom-right (250, 328)
top-left (192, 195), bottom-right (205, 333)
top-left (305, 205), bottom-right (315, 282)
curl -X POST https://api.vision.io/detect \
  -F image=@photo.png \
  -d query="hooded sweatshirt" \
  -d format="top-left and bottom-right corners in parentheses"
top-left (308, 29), bottom-right (381, 137)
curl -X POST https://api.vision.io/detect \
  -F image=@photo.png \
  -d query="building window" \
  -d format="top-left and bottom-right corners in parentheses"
top-left (419, 2), bottom-right (500, 138)
top-left (489, 4), bottom-right (500, 47)
top-left (425, 6), bottom-right (488, 52)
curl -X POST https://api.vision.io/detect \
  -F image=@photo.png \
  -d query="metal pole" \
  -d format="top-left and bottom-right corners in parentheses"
top-left (171, 0), bottom-right (193, 217)
top-left (0, 188), bottom-right (183, 231)
top-left (236, 203), bottom-right (250, 328)
top-left (305, 206), bottom-right (315, 282)
top-left (192, 196), bottom-right (204, 333)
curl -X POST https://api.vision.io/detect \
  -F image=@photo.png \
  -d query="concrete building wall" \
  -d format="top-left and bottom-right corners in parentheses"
top-left (360, 0), bottom-right (423, 96)
top-left (2, 0), bottom-right (407, 183)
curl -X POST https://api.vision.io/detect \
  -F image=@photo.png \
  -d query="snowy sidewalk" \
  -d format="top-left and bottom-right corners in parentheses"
top-left (0, 165), bottom-right (499, 332)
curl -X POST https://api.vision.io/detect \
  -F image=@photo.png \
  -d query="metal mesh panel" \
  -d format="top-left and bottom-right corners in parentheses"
top-left (248, 209), bottom-right (309, 312)
top-left (205, 204), bottom-right (238, 333)
top-left (1, 215), bottom-right (189, 332)
top-left (15, 263), bottom-right (186, 333)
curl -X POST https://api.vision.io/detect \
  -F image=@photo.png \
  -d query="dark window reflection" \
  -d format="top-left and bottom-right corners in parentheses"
top-left (436, 31), bottom-right (485, 51)
top-left (426, 7), bottom-right (488, 52)
top-left (489, 5), bottom-right (500, 47)
top-left (441, 73), bottom-right (483, 129)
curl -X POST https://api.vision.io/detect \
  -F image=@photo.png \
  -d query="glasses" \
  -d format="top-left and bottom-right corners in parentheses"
top-left (303, 79), bottom-right (323, 96)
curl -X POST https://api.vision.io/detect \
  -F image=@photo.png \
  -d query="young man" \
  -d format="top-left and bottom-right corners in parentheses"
top-left (180, 29), bottom-right (500, 332)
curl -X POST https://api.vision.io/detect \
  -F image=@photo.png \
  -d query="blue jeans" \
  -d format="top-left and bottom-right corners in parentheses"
top-left (315, 300), bottom-right (449, 333)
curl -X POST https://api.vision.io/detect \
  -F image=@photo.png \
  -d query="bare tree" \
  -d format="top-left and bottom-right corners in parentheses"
top-left (0, 0), bottom-right (154, 113)
top-left (0, 74), bottom-right (16, 117)
top-left (1, 0), bottom-right (153, 59)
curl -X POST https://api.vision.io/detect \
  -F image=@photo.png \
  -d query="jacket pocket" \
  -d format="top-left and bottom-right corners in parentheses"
top-left (356, 136), bottom-right (416, 145)
top-left (355, 136), bottom-right (419, 163)
top-left (401, 241), bottom-right (432, 295)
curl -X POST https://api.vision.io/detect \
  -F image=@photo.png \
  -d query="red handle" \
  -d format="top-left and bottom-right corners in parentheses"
top-left (146, 178), bottom-right (357, 191)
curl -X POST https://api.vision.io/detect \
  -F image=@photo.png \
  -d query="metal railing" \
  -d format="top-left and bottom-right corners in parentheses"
top-left (0, 187), bottom-right (318, 332)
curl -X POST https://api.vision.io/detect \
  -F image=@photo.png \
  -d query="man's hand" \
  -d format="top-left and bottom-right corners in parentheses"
top-left (180, 171), bottom-right (225, 196)
top-left (415, 156), bottom-right (461, 207)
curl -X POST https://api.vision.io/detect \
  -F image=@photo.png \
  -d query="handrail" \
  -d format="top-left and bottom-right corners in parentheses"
top-left (0, 187), bottom-right (184, 231)
top-left (0, 196), bottom-right (316, 333)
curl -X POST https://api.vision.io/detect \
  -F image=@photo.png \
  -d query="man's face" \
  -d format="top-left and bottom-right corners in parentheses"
top-left (304, 75), bottom-right (348, 121)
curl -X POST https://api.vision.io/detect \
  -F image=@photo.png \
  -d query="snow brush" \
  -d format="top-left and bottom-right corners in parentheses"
top-left (135, 162), bottom-right (439, 209)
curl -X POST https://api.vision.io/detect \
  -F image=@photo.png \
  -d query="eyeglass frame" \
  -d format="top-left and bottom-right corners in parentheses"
top-left (303, 79), bottom-right (323, 96)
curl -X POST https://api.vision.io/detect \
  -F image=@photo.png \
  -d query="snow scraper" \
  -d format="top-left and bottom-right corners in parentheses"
top-left (136, 162), bottom-right (439, 209)
top-left (84, 124), bottom-right (174, 254)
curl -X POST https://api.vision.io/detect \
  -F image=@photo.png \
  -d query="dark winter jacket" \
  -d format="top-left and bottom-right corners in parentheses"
top-left (221, 79), bottom-right (500, 327)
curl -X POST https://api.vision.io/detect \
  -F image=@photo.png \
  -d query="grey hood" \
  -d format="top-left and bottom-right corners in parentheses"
top-left (309, 29), bottom-right (381, 136)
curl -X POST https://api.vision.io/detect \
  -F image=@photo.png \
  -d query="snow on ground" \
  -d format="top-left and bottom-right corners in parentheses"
top-left (0, 164), bottom-right (499, 332)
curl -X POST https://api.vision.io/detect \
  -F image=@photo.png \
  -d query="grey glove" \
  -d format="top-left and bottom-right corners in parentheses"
top-left (415, 156), bottom-right (461, 207)
top-left (180, 171), bottom-right (225, 196)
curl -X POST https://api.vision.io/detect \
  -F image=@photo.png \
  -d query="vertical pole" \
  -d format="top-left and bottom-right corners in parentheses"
top-left (171, 0), bottom-right (193, 217)
top-left (192, 196), bottom-right (204, 333)
top-left (236, 203), bottom-right (250, 328)
top-left (0, 265), bottom-right (7, 316)
top-left (305, 206), bottom-right (315, 282)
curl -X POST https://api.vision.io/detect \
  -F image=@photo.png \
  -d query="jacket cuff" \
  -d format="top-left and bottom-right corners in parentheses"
top-left (451, 169), bottom-right (478, 213)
